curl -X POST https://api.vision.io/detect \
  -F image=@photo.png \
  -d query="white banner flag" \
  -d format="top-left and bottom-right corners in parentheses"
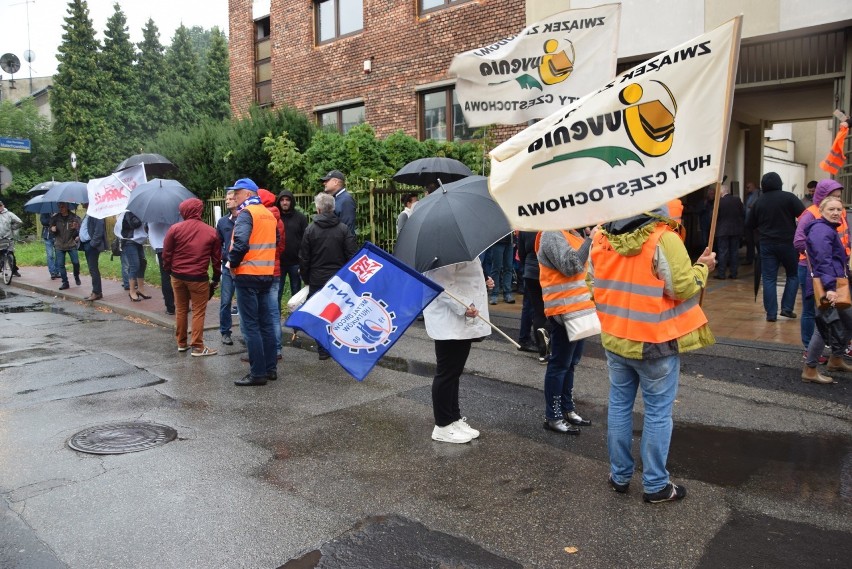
top-left (449, 4), bottom-right (620, 127)
top-left (489, 17), bottom-right (742, 231)
top-left (86, 165), bottom-right (147, 219)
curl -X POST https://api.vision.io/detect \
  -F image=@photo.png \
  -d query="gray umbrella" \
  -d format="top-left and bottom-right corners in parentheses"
top-left (393, 175), bottom-right (511, 273)
top-left (126, 179), bottom-right (195, 225)
top-left (393, 157), bottom-right (474, 187)
top-left (42, 181), bottom-right (89, 204)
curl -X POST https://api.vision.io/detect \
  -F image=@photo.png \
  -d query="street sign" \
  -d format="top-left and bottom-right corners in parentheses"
top-left (0, 137), bottom-right (31, 153)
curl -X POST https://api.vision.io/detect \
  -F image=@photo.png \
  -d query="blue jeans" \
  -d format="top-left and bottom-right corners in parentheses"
top-left (122, 241), bottom-right (145, 279)
top-left (489, 242), bottom-right (513, 298)
top-left (798, 263), bottom-right (815, 348)
top-left (519, 289), bottom-right (534, 344)
top-left (219, 267), bottom-right (235, 335)
top-left (543, 320), bottom-right (585, 419)
top-left (57, 248), bottom-right (79, 285)
top-left (43, 237), bottom-right (58, 276)
top-left (267, 279), bottom-right (282, 352)
top-left (235, 282), bottom-right (277, 379)
top-left (606, 351), bottom-right (680, 494)
top-left (760, 241), bottom-right (799, 319)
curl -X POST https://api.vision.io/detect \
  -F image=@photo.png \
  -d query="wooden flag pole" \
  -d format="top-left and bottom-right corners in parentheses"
top-left (699, 181), bottom-right (723, 305)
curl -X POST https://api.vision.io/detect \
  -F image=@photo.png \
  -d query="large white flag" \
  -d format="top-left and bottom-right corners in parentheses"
top-left (489, 17), bottom-right (742, 231)
top-left (86, 165), bottom-right (147, 219)
top-left (449, 4), bottom-right (620, 127)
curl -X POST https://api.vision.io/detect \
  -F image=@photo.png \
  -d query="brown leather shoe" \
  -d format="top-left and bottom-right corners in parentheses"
top-left (801, 365), bottom-right (835, 384)
top-left (826, 356), bottom-right (852, 372)
top-left (84, 293), bottom-right (103, 301)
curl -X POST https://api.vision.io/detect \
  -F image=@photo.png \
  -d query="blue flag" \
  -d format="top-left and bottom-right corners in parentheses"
top-left (285, 242), bottom-right (443, 381)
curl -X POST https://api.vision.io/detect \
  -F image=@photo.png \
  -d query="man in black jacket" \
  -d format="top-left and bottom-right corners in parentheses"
top-left (298, 192), bottom-right (358, 359)
top-left (277, 189), bottom-right (308, 301)
top-left (744, 172), bottom-right (805, 322)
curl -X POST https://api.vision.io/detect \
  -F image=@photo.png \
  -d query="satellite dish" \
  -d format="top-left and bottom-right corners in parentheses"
top-left (23, 50), bottom-right (35, 63)
top-left (0, 53), bottom-right (21, 75)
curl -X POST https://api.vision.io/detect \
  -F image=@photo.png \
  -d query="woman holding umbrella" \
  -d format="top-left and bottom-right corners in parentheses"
top-left (424, 260), bottom-right (495, 444)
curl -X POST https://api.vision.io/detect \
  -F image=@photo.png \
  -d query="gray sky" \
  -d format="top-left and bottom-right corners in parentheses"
top-left (0, 0), bottom-right (229, 78)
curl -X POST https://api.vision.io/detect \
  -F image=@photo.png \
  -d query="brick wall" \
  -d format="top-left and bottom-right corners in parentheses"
top-left (229, 0), bottom-right (527, 144)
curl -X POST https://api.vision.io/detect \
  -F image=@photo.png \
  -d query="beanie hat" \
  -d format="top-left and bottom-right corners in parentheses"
top-left (760, 172), bottom-right (783, 192)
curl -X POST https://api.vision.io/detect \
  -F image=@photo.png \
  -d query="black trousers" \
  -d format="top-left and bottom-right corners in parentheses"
top-left (432, 339), bottom-right (472, 427)
top-left (156, 250), bottom-right (175, 312)
top-left (84, 243), bottom-right (102, 294)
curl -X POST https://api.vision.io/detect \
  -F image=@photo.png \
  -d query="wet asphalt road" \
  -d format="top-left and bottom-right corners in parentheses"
top-left (0, 287), bottom-right (850, 568)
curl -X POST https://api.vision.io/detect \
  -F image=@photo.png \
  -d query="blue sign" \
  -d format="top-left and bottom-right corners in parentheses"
top-left (0, 137), bottom-right (31, 153)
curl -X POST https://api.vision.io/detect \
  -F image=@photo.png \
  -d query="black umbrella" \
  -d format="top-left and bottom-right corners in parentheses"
top-left (393, 175), bottom-right (511, 273)
top-left (126, 178), bottom-right (195, 225)
top-left (42, 181), bottom-right (89, 204)
top-left (115, 153), bottom-right (177, 177)
top-left (27, 181), bottom-right (60, 195)
top-left (393, 157), bottom-right (474, 187)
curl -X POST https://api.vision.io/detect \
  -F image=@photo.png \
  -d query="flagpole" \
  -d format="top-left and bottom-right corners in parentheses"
top-left (699, 181), bottom-right (722, 305)
top-left (442, 289), bottom-right (522, 349)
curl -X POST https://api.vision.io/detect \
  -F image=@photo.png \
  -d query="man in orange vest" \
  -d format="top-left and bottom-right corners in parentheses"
top-left (590, 210), bottom-right (716, 504)
top-left (536, 228), bottom-right (597, 434)
top-left (228, 178), bottom-right (279, 386)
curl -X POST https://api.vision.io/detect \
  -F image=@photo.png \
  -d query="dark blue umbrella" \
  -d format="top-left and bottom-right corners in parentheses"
top-left (42, 181), bottom-right (88, 204)
top-left (126, 178), bottom-right (195, 225)
top-left (23, 194), bottom-right (65, 214)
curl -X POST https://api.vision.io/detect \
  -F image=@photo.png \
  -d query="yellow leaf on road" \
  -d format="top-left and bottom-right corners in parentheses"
top-left (564, 546), bottom-right (579, 554)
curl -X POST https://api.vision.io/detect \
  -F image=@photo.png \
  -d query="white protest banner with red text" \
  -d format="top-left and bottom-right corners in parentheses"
top-left (86, 165), bottom-right (146, 219)
top-left (449, 4), bottom-right (620, 127)
top-left (489, 17), bottom-right (742, 231)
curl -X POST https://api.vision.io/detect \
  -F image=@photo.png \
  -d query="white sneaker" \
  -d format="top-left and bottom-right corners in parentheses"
top-left (453, 417), bottom-right (480, 439)
top-left (431, 423), bottom-right (473, 444)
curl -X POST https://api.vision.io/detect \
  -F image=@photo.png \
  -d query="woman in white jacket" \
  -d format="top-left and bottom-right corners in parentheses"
top-left (423, 259), bottom-right (494, 443)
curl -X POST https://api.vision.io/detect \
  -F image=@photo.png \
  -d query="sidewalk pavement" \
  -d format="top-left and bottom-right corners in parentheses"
top-left (8, 260), bottom-right (802, 348)
top-left (9, 265), bottom-right (228, 333)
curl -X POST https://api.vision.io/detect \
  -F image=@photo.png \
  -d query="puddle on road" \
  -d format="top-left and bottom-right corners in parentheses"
top-left (670, 425), bottom-right (852, 507)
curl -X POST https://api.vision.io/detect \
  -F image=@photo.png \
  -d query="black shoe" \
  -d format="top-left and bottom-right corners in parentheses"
top-left (318, 352), bottom-right (331, 360)
top-left (267, 372), bottom-right (277, 381)
top-left (608, 474), bottom-right (629, 494)
top-left (74, 275), bottom-right (81, 285)
top-left (543, 419), bottom-right (580, 434)
top-left (517, 341), bottom-right (538, 353)
top-left (780, 309), bottom-right (797, 319)
top-left (50, 274), bottom-right (60, 280)
top-left (166, 309), bottom-right (175, 315)
top-left (564, 410), bottom-right (591, 426)
top-left (12, 271), bottom-right (21, 277)
top-left (643, 482), bottom-right (687, 504)
top-left (221, 334), bottom-right (233, 346)
top-left (766, 315), bottom-right (777, 322)
top-left (712, 274), bottom-right (726, 280)
top-left (59, 283), bottom-right (69, 290)
top-left (234, 374), bottom-right (267, 386)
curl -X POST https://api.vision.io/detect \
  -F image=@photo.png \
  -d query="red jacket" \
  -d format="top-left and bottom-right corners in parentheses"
top-left (259, 189), bottom-right (286, 277)
top-left (162, 198), bottom-right (222, 282)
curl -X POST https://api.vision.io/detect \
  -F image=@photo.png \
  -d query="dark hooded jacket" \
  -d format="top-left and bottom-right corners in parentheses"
top-left (744, 172), bottom-right (805, 244)
top-left (259, 189), bottom-right (286, 278)
top-left (299, 212), bottom-right (358, 287)
top-left (277, 190), bottom-right (308, 266)
top-left (162, 198), bottom-right (222, 282)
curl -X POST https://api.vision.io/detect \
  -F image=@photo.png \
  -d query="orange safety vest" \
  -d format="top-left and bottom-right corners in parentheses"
top-left (820, 122), bottom-right (848, 175)
top-left (798, 205), bottom-right (850, 260)
top-left (231, 204), bottom-right (277, 277)
top-left (535, 230), bottom-right (595, 318)
top-left (591, 223), bottom-right (708, 343)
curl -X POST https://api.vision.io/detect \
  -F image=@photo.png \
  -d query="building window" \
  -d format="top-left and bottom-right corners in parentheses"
top-left (255, 17), bottom-right (271, 106)
top-left (317, 104), bottom-right (365, 134)
top-left (420, 87), bottom-right (473, 142)
top-left (316, 0), bottom-right (363, 44)
top-left (420, 0), bottom-right (470, 15)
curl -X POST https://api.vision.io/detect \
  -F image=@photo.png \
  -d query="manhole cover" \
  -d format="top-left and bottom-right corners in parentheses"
top-left (68, 422), bottom-right (177, 455)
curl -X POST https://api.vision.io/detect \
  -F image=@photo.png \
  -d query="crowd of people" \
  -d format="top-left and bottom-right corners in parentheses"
top-left (7, 166), bottom-right (848, 504)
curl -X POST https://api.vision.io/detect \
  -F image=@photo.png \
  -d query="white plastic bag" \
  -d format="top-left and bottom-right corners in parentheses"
top-left (286, 286), bottom-right (310, 311)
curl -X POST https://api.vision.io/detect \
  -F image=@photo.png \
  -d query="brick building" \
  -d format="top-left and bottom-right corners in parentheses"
top-left (228, 0), bottom-right (526, 142)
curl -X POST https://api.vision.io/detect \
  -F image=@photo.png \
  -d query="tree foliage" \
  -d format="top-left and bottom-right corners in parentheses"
top-left (51, 0), bottom-right (109, 179)
top-left (136, 18), bottom-right (170, 140)
top-left (164, 25), bottom-right (201, 130)
top-left (198, 27), bottom-right (230, 121)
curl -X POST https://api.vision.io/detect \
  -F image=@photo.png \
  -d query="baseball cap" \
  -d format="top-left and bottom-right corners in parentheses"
top-left (226, 178), bottom-right (259, 192)
top-left (321, 170), bottom-right (345, 182)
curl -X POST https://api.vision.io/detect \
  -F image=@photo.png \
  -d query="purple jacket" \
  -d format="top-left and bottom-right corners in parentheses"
top-left (794, 179), bottom-right (846, 265)
top-left (805, 217), bottom-right (849, 298)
